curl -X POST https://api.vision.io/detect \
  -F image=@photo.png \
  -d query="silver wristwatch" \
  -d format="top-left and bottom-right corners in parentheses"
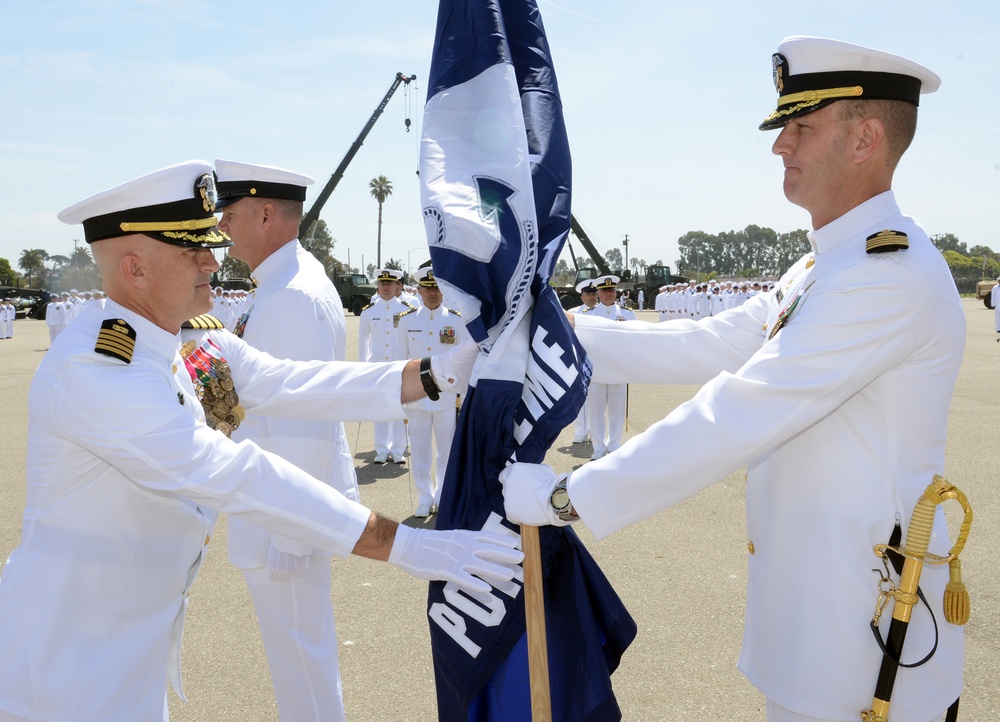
top-left (549, 475), bottom-right (577, 522)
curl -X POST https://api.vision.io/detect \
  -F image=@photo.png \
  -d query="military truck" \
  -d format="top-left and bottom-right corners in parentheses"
top-left (335, 271), bottom-right (377, 316)
top-left (976, 278), bottom-right (998, 309)
top-left (556, 215), bottom-right (687, 310)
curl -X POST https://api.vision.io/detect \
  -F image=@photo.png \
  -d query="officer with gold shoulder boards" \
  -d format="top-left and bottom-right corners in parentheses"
top-left (359, 268), bottom-right (414, 464)
top-left (502, 37), bottom-right (964, 722)
top-left (0, 160), bottom-right (521, 722)
top-left (398, 267), bottom-right (470, 518)
top-left (212, 158), bottom-right (361, 722)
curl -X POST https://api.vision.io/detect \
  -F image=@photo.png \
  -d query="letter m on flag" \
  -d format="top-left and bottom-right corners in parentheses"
top-left (420, 0), bottom-right (637, 720)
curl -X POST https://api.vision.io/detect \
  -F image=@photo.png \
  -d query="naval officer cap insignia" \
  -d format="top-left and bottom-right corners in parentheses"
top-left (374, 268), bottom-right (403, 282)
top-left (214, 159), bottom-right (314, 208)
top-left (760, 36), bottom-right (940, 131)
top-left (415, 267), bottom-right (439, 288)
top-left (57, 160), bottom-right (232, 249)
top-left (575, 279), bottom-right (598, 294)
top-left (95, 318), bottom-right (137, 363)
top-left (866, 229), bottom-right (909, 254)
top-left (594, 275), bottom-right (620, 290)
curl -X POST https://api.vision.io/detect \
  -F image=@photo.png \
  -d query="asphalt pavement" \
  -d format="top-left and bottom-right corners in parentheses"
top-left (0, 302), bottom-right (997, 721)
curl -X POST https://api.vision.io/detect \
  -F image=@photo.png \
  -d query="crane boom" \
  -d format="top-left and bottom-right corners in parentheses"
top-left (298, 72), bottom-right (417, 240)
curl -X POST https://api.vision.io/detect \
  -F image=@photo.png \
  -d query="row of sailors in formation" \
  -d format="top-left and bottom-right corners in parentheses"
top-left (210, 287), bottom-right (252, 333)
top-left (653, 279), bottom-right (775, 321)
top-left (45, 290), bottom-right (108, 342)
top-left (0, 298), bottom-right (19, 339)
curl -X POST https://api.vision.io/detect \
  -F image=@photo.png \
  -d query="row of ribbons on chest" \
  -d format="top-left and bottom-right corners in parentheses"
top-left (181, 338), bottom-right (245, 437)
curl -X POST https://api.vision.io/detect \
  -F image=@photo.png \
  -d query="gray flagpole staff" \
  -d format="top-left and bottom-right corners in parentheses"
top-left (862, 475), bottom-right (973, 722)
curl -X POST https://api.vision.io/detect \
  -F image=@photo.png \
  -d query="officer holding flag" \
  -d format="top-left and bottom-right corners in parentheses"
top-left (503, 37), bottom-right (964, 722)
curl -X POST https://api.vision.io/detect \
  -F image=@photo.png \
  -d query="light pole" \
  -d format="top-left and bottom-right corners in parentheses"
top-left (622, 234), bottom-right (629, 275)
top-left (407, 246), bottom-right (427, 281)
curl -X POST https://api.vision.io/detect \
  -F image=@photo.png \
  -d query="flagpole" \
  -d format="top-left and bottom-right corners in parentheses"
top-left (521, 524), bottom-right (552, 721)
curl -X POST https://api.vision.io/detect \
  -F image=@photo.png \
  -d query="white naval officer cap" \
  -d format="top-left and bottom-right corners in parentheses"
top-left (594, 275), bottom-right (620, 290)
top-left (415, 266), bottom-right (439, 287)
top-left (374, 268), bottom-right (403, 282)
top-left (575, 279), bottom-right (598, 294)
top-left (214, 159), bottom-right (314, 208)
top-left (760, 36), bottom-right (941, 131)
top-left (58, 160), bottom-right (232, 249)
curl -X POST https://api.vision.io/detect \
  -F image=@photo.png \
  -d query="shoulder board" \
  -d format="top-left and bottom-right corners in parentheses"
top-left (446, 308), bottom-right (462, 317)
top-left (182, 314), bottom-right (225, 330)
top-left (402, 301), bottom-right (416, 310)
top-left (866, 229), bottom-right (909, 254)
top-left (361, 303), bottom-right (374, 312)
top-left (95, 318), bottom-right (136, 364)
top-left (397, 308), bottom-right (417, 318)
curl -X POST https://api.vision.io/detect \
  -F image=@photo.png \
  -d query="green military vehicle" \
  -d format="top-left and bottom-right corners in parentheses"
top-left (335, 271), bottom-right (377, 316)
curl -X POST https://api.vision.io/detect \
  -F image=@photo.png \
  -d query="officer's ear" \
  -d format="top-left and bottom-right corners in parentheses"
top-left (853, 116), bottom-right (885, 166)
top-left (119, 252), bottom-right (149, 290)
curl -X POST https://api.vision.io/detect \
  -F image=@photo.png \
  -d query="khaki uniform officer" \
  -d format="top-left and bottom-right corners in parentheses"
top-left (214, 159), bottom-right (358, 722)
top-left (398, 267), bottom-right (470, 518)
top-left (359, 268), bottom-right (414, 464)
top-left (0, 160), bottom-right (521, 722)
top-left (503, 37), bottom-right (962, 722)
top-left (587, 275), bottom-right (635, 460)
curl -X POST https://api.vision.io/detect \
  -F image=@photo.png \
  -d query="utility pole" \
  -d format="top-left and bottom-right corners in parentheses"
top-left (622, 234), bottom-right (629, 274)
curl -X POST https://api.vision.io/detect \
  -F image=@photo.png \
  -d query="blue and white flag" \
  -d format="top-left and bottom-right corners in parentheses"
top-left (421, 0), bottom-right (637, 719)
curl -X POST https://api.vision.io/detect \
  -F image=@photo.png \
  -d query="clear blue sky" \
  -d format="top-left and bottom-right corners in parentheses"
top-left (2, 0), bottom-right (998, 279)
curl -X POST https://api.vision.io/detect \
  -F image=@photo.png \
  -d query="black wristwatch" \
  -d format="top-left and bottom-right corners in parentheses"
top-left (419, 357), bottom-right (441, 401)
top-left (549, 476), bottom-right (576, 522)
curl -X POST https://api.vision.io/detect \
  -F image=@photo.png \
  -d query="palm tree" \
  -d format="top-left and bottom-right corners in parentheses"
top-left (18, 248), bottom-right (49, 287)
top-left (368, 175), bottom-right (393, 268)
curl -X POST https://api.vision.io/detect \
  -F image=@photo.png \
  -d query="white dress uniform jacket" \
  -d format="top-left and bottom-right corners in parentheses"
top-left (568, 192), bottom-right (964, 720)
top-left (359, 296), bottom-right (413, 457)
top-left (226, 239), bottom-right (358, 721)
top-left (229, 239), bottom-right (359, 565)
top-left (0, 299), bottom-right (407, 722)
top-left (399, 305), bottom-right (469, 506)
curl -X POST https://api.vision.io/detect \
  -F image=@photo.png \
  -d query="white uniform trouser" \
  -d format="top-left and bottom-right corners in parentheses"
top-left (243, 558), bottom-right (345, 722)
top-left (374, 418), bottom-right (407, 457)
top-left (47, 324), bottom-right (59, 343)
top-left (766, 698), bottom-right (945, 722)
top-left (572, 405), bottom-right (589, 440)
top-left (588, 382), bottom-right (626, 454)
top-left (407, 406), bottom-right (456, 507)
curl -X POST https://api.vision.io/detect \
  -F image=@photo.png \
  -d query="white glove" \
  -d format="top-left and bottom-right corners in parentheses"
top-left (389, 524), bottom-right (524, 595)
top-left (430, 340), bottom-right (480, 394)
top-left (499, 463), bottom-right (570, 527)
top-left (267, 544), bottom-right (311, 582)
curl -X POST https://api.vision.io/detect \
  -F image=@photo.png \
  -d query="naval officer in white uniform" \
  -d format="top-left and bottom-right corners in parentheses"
top-left (0, 160), bottom-right (521, 722)
top-left (398, 267), bottom-right (470, 518)
top-left (569, 278), bottom-right (599, 444)
top-left (359, 268), bottom-right (414, 464)
top-left (214, 159), bottom-right (360, 722)
top-left (502, 37), bottom-right (963, 722)
top-left (587, 275), bottom-right (635, 460)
